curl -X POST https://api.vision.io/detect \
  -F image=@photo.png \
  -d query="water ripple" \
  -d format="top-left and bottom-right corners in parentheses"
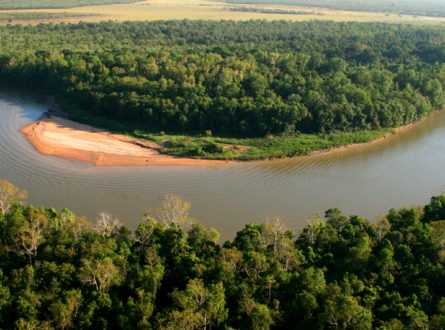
top-left (1, 90), bottom-right (445, 240)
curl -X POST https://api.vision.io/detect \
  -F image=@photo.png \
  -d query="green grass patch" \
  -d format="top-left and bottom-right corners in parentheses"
top-left (67, 107), bottom-right (392, 161)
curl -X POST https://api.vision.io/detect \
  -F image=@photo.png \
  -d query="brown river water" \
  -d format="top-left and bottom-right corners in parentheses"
top-left (1, 90), bottom-right (445, 241)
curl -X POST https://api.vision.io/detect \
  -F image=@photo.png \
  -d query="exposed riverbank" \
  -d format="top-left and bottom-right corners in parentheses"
top-left (20, 109), bottom-right (432, 166)
top-left (20, 114), bottom-right (230, 166)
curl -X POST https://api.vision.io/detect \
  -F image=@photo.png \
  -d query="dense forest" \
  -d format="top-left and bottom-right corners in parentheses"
top-left (1, 20), bottom-right (445, 141)
top-left (219, 0), bottom-right (445, 17)
top-left (0, 0), bottom-right (137, 9)
top-left (0, 178), bottom-right (444, 328)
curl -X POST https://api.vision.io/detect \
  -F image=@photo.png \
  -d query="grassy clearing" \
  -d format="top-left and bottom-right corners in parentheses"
top-left (139, 129), bottom-right (392, 160)
top-left (138, 129), bottom-right (390, 160)
top-left (68, 108), bottom-right (391, 161)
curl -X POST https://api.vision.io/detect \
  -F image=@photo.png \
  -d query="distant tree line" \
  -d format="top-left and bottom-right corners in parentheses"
top-left (218, 0), bottom-right (445, 18)
top-left (1, 20), bottom-right (445, 137)
top-left (0, 178), bottom-right (445, 328)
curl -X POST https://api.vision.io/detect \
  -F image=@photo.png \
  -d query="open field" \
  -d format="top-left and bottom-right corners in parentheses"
top-left (1, 0), bottom-right (445, 24)
top-left (219, 0), bottom-right (445, 18)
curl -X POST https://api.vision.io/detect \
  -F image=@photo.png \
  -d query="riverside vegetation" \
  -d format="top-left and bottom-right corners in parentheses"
top-left (0, 178), bottom-right (445, 328)
top-left (1, 20), bottom-right (445, 159)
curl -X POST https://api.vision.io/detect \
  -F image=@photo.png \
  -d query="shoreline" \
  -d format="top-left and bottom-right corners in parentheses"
top-left (20, 111), bottom-right (431, 166)
top-left (21, 114), bottom-right (231, 166)
top-left (304, 119), bottom-right (424, 157)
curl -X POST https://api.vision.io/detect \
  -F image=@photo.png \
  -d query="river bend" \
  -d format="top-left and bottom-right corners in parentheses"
top-left (1, 90), bottom-right (445, 240)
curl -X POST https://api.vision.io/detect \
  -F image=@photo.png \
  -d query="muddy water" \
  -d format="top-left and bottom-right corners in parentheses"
top-left (1, 90), bottom-right (445, 241)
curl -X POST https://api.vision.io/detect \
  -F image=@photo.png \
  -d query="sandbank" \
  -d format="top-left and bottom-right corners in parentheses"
top-left (21, 115), bottom-right (229, 166)
top-left (21, 110), bottom-right (431, 166)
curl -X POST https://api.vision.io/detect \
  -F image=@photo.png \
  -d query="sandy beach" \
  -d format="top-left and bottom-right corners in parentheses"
top-left (20, 115), bottom-right (229, 166)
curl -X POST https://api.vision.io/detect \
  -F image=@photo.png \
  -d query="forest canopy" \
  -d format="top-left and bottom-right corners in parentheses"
top-left (1, 20), bottom-right (445, 139)
top-left (0, 179), bottom-right (444, 328)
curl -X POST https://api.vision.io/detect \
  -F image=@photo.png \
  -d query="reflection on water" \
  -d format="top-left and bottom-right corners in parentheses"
top-left (1, 90), bottom-right (445, 241)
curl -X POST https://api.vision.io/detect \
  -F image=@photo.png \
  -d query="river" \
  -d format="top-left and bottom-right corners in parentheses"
top-left (1, 90), bottom-right (445, 241)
